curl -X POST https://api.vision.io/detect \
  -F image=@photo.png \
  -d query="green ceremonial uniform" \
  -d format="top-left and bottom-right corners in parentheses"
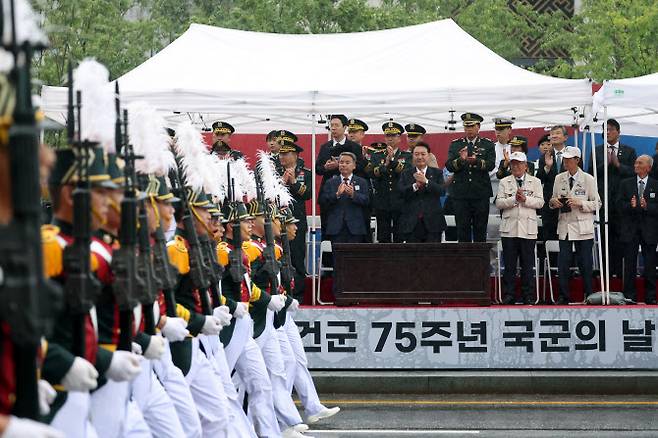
top-left (445, 136), bottom-right (496, 242)
top-left (366, 148), bottom-right (411, 242)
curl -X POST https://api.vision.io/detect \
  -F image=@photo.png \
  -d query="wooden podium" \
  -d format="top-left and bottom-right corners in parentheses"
top-left (332, 243), bottom-right (492, 306)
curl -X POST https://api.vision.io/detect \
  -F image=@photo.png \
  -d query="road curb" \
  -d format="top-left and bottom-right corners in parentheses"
top-left (310, 370), bottom-right (658, 395)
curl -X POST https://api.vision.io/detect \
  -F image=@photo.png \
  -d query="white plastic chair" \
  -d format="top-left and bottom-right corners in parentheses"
top-left (316, 240), bottom-right (334, 305)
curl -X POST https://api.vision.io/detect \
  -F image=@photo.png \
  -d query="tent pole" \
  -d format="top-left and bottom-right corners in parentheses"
top-left (311, 113), bottom-right (317, 306)
top-left (589, 124), bottom-right (604, 297)
top-left (602, 107), bottom-right (610, 305)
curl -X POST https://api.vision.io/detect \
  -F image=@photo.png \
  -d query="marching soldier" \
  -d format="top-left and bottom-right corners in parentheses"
top-left (211, 121), bottom-right (243, 160)
top-left (279, 140), bottom-right (312, 301)
top-left (445, 113), bottom-right (496, 242)
top-left (366, 122), bottom-right (411, 242)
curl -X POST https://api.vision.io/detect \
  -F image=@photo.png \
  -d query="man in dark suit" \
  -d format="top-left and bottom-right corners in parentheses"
top-left (589, 119), bottom-right (637, 277)
top-left (319, 152), bottom-right (370, 244)
top-left (536, 125), bottom-right (571, 241)
top-left (315, 115), bottom-right (365, 236)
top-left (617, 155), bottom-right (658, 304)
top-left (445, 113), bottom-right (495, 242)
top-left (397, 142), bottom-right (446, 242)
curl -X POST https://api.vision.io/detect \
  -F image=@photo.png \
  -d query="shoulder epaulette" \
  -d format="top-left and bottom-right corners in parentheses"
top-left (242, 240), bottom-right (262, 263)
top-left (41, 225), bottom-right (62, 278)
top-left (216, 241), bottom-right (229, 267)
top-left (274, 244), bottom-right (282, 260)
top-left (166, 235), bottom-right (189, 275)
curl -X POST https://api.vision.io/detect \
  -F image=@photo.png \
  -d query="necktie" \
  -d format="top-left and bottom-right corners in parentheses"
top-left (516, 178), bottom-right (523, 188)
top-left (556, 151), bottom-right (562, 169)
top-left (569, 176), bottom-right (574, 190)
top-left (639, 180), bottom-right (645, 199)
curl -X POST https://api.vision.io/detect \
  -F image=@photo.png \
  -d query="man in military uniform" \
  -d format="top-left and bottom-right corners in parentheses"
top-left (496, 136), bottom-right (535, 179)
top-left (279, 141), bottom-right (311, 301)
top-left (347, 118), bottom-right (368, 158)
top-left (405, 123), bottom-right (438, 168)
top-left (490, 118), bottom-right (513, 211)
top-left (445, 113), bottom-right (496, 242)
top-left (366, 122), bottom-right (411, 242)
top-left (210, 121), bottom-right (243, 160)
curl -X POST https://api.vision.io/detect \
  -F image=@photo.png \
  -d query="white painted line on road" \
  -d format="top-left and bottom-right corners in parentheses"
top-left (308, 430), bottom-right (480, 435)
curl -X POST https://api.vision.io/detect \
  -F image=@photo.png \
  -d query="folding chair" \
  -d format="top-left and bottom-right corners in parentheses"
top-left (543, 240), bottom-right (590, 303)
top-left (496, 240), bottom-right (540, 304)
top-left (315, 240), bottom-right (334, 305)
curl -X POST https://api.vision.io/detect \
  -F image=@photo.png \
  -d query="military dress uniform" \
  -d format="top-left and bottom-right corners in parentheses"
top-left (366, 122), bottom-right (411, 243)
top-left (218, 202), bottom-right (280, 438)
top-left (211, 121), bottom-right (243, 160)
top-left (279, 141), bottom-right (312, 300)
top-left (166, 191), bottom-right (232, 438)
top-left (445, 113), bottom-right (496, 242)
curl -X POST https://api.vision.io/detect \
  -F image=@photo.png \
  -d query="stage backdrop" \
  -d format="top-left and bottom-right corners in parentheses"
top-left (294, 307), bottom-right (658, 369)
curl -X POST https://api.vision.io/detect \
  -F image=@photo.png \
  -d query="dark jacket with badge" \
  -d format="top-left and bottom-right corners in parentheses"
top-left (319, 175), bottom-right (370, 236)
top-left (315, 139), bottom-right (365, 204)
top-left (589, 143), bottom-right (637, 215)
top-left (397, 166), bottom-right (447, 234)
top-left (616, 176), bottom-right (658, 244)
top-left (445, 136), bottom-right (496, 199)
top-left (366, 149), bottom-right (412, 211)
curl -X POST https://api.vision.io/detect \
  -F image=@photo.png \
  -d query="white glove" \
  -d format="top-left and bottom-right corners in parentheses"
top-left (106, 351), bottom-right (142, 382)
top-left (143, 335), bottom-right (165, 360)
top-left (37, 380), bottom-right (56, 416)
top-left (289, 298), bottom-right (300, 312)
top-left (267, 294), bottom-right (286, 312)
top-left (233, 302), bottom-right (249, 318)
top-left (61, 357), bottom-right (98, 392)
top-left (131, 342), bottom-right (143, 355)
top-left (2, 416), bottom-right (64, 438)
top-left (201, 316), bottom-right (222, 335)
top-left (213, 305), bottom-right (233, 327)
top-left (161, 317), bottom-right (189, 342)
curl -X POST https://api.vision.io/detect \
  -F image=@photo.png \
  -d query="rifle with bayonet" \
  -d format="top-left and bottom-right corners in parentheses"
top-left (0, 0), bottom-right (61, 419)
top-left (278, 206), bottom-right (294, 297)
top-left (111, 100), bottom-right (142, 351)
top-left (254, 170), bottom-right (279, 292)
top-left (227, 162), bottom-right (246, 284)
top-left (168, 149), bottom-right (212, 315)
top-left (150, 197), bottom-right (179, 318)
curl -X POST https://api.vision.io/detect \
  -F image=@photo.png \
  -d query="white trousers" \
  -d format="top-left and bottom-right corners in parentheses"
top-left (89, 380), bottom-right (130, 438)
top-left (284, 313), bottom-right (325, 417)
top-left (185, 337), bottom-right (229, 438)
top-left (199, 334), bottom-right (257, 438)
top-left (132, 358), bottom-right (185, 438)
top-left (123, 399), bottom-right (152, 438)
top-left (51, 391), bottom-right (96, 438)
top-left (256, 310), bottom-right (303, 430)
top-left (226, 315), bottom-right (280, 438)
top-left (152, 341), bottom-right (203, 438)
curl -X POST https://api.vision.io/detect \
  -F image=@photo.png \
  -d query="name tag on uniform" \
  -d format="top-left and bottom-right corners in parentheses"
top-left (354, 185), bottom-right (360, 191)
top-left (575, 189), bottom-right (586, 196)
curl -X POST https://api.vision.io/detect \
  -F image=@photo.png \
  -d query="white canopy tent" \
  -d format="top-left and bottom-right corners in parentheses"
top-left (41, 19), bottom-right (592, 133)
top-left (41, 19), bottom-right (596, 305)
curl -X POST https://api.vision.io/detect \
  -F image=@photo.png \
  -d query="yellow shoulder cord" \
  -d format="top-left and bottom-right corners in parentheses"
top-left (149, 195), bottom-right (161, 224)
top-left (190, 204), bottom-right (212, 235)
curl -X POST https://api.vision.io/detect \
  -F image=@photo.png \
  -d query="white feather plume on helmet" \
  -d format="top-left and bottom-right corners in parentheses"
top-left (256, 150), bottom-right (292, 207)
top-left (127, 101), bottom-right (176, 177)
top-left (73, 58), bottom-right (115, 153)
top-left (174, 121), bottom-right (209, 192)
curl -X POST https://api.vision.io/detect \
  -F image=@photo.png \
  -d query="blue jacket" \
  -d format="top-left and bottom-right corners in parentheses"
top-left (319, 174), bottom-right (370, 236)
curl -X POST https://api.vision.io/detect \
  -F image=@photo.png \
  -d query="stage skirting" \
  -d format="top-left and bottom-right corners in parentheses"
top-left (294, 306), bottom-right (658, 369)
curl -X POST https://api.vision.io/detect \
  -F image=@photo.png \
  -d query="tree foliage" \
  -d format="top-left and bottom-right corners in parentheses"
top-left (30, 0), bottom-right (658, 87)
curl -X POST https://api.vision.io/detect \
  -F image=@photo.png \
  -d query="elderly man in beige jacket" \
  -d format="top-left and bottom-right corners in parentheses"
top-left (496, 151), bottom-right (545, 304)
top-left (549, 146), bottom-right (602, 304)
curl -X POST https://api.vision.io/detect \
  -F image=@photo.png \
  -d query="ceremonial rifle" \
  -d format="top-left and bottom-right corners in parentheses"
top-left (150, 196), bottom-right (179, 318)
top-left (278, 206), bottom-right (294, 297)
top-left (0, 0), bottom-right (61, 419)
top-left (254, 170), bottom-right (279, 292)
top-left (226, 162), bottom-right (246, 284)
top-left (111, 101), bottom-right (141, 351)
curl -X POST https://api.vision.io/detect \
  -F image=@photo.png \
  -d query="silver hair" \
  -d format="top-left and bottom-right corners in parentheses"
top-left (639, 154), bottom-right (654, 168)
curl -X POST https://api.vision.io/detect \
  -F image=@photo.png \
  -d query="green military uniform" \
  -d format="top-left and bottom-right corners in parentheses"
top-left (496, 135), bottom-right (535, 179)
top-left (211, 121), bottom-right (243, 160)
top-left (445, 113), bottom-right (496, 242)
top-left (366, 122), bottom-right (411, 242)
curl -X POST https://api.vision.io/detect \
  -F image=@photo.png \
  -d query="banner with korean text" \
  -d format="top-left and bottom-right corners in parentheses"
top-left (294, 307), bottom-right (658, 369)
